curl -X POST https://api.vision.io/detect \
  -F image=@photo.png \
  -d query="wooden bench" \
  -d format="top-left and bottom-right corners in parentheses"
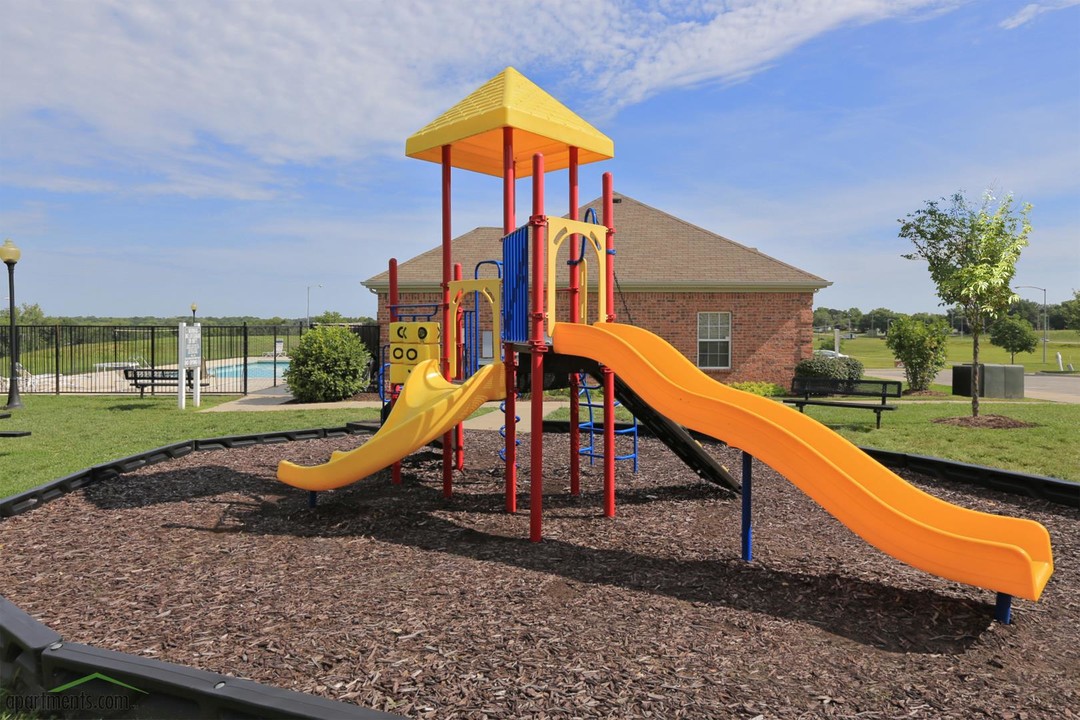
top-left (123, 368), bottom-right (209, 398)
top-left (783, 377), bottom-right (902, 429)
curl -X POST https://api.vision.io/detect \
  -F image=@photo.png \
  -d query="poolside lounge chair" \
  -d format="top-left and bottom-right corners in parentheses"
top-left (262, 339), bottom-right (287, 358)
top-left (14, 363), bottom-right (43, 392)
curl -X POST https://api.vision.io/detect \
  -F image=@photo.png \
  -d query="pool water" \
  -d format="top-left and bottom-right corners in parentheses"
top-left (214, 361), bottom-right (289, 380)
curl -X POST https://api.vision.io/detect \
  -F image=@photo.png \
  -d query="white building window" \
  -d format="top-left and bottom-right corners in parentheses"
top-left (697, 312), bottom-right (731, 369)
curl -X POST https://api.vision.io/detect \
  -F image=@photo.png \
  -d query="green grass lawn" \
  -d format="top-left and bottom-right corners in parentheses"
top-left (789, 401), bottom-right (1079, 482)
top-left (821, 329), bottom-right (1080, 371)
top-left (548, 396), bottom-right (1078, 482)
top-left (2, 393), bottom-right (1076, 500)
top-left (0, 395), bottom-right (381, 498)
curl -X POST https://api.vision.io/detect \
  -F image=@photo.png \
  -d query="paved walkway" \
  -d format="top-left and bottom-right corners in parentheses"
top-left (207, 366), bottom-right (1079, 423)
top-left (867, 367), bottom-right (1080, 404)
top-left (205, 384), bottom-right (566, 432)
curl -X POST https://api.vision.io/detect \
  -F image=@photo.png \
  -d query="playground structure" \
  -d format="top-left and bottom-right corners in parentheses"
top-left (277, 67), bottom-right (1053, 621)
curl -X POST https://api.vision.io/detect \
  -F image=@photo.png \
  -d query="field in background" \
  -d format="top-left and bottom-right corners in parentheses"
top-left (818, 329), bottom-right (1080, 371)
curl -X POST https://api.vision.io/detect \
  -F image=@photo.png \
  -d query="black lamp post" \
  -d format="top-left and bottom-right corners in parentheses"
top-left (191, 302), bottom-right (197, 321)
top-left (1, 239), bottom-right (23, 409)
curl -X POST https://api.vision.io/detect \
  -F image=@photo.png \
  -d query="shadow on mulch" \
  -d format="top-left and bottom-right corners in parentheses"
top-left (81, 462), bottom-right (991, 656)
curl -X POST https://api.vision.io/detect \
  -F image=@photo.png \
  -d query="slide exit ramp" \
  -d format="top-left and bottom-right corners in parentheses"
top-left (552, 321), bottom-right (1053, 602)
top-left (277, 360), bottom-right (506, 492)
top-left (562, 354), bottom-right (740, 493)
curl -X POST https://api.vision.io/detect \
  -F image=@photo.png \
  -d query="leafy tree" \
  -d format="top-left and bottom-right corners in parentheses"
top-left (1060, 291), bottom-right (1080, 335)
top-left (885, 316), bottom-right (950, 392)
top-left (1046, 302), bottom-right (1067, 331)
top-left (845, 307), bottom-right (863, 332)
top-left (989, 315), bottom-right (1038, 363)
top-left (0, 302), bottom-right (48, 324)
top-left (1062, 293), bottom-right (1079, 330)
top-left (910, 311), bottom-right (947, 326)
top-left (812, 307), bottom-right (835, 329)
top-left (816, 336), bottom-right (847, 352)
top-left (283, 325), bottom-right (371, 402)
top-left (861, 307), bottom-right (898, 335)
top-left (1006, 298), bottom-right (1042, 328)
top-left (311, 311), bottom-right (377, 325)
top-left (899, 191), bottom-right (1031, 416)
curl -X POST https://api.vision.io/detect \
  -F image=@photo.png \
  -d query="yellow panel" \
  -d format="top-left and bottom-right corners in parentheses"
top-left (390, 321), bottom-right (441, 345)
top-left (546, 217), bottom-right (608, 336)
top-left (390, 343), bottom-right (441, 366)
top-left (405, 67), bottom-right (613, 177)
top-left (447, 277), bottom-right (501, 378)
top-left (388, 364), bottom-right (414, 385)
top-left (551, 321), bottom-right (1053, 602)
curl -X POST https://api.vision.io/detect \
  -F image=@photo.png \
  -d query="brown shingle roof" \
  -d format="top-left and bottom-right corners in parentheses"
top-left (363, 193), bottom-right (830, 292)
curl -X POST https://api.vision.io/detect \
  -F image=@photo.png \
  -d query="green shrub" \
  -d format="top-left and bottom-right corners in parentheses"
top-left (284, 326), bottom-right (371, 402)
top-left (816, 336), bottom-right (847, 352)
top-left (728, 381), bottom-right (786, 397)
top-left (885, 316), bottom-right (949, 391)
top-left (793, 355), bottom-right (864, 383)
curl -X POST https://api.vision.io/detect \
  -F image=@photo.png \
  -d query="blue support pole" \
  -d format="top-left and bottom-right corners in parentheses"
top-left (308, 491), bottom-right (318, 508)
top-left (741, 451), bottom-right (752, 562)
top-left (995, 592), bottom-right (1013, 624)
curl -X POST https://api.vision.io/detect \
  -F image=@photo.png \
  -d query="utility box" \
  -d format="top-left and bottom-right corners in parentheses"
top-left (951, 364), bottom-right (1025, 399)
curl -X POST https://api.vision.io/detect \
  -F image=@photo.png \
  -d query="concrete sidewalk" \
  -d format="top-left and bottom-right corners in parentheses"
top-left (204, 384), bottom-right (567, 432)
top-left (867, 367), bottom-right (1080, 404)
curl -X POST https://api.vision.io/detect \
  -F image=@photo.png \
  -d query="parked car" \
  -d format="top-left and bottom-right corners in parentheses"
top-left (813, 349), bottom-right (849, 359)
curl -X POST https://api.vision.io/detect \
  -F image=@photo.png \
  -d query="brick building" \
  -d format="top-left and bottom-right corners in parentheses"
top-left (362, 193), bottom-right (829, 387)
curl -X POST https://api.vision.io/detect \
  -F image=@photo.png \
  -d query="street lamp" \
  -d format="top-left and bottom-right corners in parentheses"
top-left (1, 239), bottom-right (23, 409)
top-left (190, 302), bottom-right (197, 321)
top-left (1016, 285), bottom-right (1047, 364)
top-left (306, 284), bottom-right (322, 329)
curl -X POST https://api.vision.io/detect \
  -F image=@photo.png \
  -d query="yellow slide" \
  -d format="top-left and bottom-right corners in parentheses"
top-left (277, 360), bottom-right (506, 492)
top-left (552, 322), bottom-right (1053, 601)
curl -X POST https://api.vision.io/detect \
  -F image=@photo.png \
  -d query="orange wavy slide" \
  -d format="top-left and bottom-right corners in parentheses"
top-left (277, 360), bottom-right (506, 492)
top-left (552, 322), bottom-right (1053, 601)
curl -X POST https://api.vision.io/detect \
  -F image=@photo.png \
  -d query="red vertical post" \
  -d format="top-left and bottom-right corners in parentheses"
top-left (388, 258), bottom-right (402, 485)
top-left (602, 172), bottom-right (616, 517)
top-left (441, 145), bottom-right (453, 499)
top-left (568, 147), bottom-right (581, 497)
top-left (503, 127), bottom-right (518, 513)
top-left (603, 173), bottom-right (616, 322)
top-left (529, 152), bottom-right (547, 543)
top-left (453, 262), bottom-right (464, 471)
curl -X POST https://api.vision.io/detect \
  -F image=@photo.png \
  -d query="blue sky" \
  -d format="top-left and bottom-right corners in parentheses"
top-left (2, 0), bottom-right (1078, 320)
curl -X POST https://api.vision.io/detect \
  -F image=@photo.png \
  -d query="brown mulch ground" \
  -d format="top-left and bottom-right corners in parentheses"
top-left (933, 414), bottom-right (1038, 429)
top-left (1, 431), bottom-right (1077, 719)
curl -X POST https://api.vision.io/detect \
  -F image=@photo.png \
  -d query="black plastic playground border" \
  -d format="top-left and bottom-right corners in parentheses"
top-left (1, 423), bottom-right (1076, 719)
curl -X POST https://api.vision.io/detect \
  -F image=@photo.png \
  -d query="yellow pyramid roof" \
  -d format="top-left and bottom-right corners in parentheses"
top-left (405, 67), bottom-right (614, 177)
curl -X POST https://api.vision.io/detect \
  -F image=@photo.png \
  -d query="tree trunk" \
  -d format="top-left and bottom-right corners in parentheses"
top-left (971, 329), bottom-right (980, 418)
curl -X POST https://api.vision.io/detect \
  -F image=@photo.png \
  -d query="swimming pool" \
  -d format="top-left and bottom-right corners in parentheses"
top-left (213, 360), bottom-right (289, 380)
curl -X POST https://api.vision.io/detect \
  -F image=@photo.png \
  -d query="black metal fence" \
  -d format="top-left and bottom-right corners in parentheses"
top-left (0, 324), bottom-right (380, 396)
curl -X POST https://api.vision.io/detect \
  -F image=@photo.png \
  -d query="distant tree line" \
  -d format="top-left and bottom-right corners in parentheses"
top-left (0, 305), bottom-right (375, 327)
top-left (814, 293), bottom-right (1080, 335)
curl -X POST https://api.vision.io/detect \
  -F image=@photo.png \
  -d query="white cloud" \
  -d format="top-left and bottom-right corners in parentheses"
top-left (1000, 1), bottom-right (1080, 29)
top-left (0, 0), bottom-right (954, 197)
top-left (589, 0), bottom-right (952, 109)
